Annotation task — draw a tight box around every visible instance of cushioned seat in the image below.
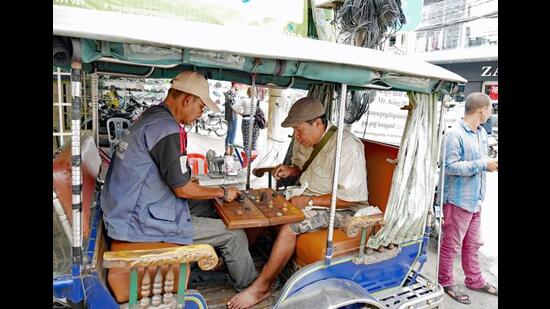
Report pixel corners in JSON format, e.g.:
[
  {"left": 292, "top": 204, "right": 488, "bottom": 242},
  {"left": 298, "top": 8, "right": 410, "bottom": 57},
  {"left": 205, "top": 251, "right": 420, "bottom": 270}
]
[
  {"left": 293, "top": 139, "right": 398, "bottom": 267},
  {"left": 294, "top": 229, "right": 363, "bottom": 267},
  {"left": 107, "top": 240, "right": 185, "bottom": 303},
  {"left": 53, "top": 133, "right": 101, "bottom": 239}
]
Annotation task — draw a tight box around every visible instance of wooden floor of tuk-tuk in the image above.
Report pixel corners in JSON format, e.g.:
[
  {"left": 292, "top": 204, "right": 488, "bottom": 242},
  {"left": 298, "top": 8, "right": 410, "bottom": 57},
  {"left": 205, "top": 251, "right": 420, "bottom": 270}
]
[{"left": 190, "top": 233, "right": 285, "bottom": 308}]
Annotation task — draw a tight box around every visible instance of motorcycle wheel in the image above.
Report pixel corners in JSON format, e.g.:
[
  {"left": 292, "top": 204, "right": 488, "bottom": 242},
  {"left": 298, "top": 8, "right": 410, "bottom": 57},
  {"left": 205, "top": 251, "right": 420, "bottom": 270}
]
[{"left": 214, "top": 120, "right": 228, "bottom": 136}]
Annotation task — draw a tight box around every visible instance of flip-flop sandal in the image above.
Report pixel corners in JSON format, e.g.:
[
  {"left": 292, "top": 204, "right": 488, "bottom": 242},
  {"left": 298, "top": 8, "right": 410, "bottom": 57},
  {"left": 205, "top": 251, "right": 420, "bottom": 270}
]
[
  {"left": 270, "top": 277, "right": 281, "bottom": 291},
  {"left": 444, "top": 285, "right": 471, "bottom": 304},
  {"left": 468, "top": 283, "right": 498, "bottom": 296}
]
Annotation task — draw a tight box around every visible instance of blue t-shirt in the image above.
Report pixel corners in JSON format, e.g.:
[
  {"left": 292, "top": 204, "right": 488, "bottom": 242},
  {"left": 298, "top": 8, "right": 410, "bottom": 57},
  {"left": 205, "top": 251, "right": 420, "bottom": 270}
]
[{"left": 101, "top": 103, "right": 194, "bottom": 244}]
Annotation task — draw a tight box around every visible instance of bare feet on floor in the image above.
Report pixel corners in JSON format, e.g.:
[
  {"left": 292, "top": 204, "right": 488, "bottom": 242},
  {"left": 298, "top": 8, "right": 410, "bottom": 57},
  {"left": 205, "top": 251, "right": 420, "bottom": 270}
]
[{"left": 227, "top": 283, "right": 271, "bottom": 309}]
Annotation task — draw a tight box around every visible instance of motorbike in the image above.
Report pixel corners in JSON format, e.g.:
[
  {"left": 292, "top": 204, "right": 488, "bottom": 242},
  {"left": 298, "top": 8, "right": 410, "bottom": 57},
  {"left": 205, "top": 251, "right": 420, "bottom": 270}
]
[{"left": 82, "top": 92, "right": 149, "bottom": 139}]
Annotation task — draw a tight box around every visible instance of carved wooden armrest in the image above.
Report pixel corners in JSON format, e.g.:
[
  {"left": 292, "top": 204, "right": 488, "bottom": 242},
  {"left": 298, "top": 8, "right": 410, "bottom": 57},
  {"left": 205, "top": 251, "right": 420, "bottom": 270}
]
[
  {"left": 252, "top": 166, "right": 277, "bottom": 178},
  {"left": 341, "top": 213, "right": 385, "bottom": 238},
  {"left": 103, "top": 244, "right": 218, "bottom": 271}
]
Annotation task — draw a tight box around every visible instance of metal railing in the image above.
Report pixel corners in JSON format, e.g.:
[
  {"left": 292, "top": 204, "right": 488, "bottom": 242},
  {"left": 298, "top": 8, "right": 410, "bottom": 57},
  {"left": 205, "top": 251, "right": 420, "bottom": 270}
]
[{"left": 53, "top": 67, "right": 72, "bottom": 147}]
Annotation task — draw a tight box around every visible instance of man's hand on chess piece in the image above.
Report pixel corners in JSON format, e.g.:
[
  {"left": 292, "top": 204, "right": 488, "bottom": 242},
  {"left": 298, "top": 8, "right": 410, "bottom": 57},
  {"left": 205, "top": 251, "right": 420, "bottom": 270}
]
[
  {"left": 289, "top": 195, "right": 310, "bottom": 209},
  {"left": 272, "top": 164, "right": 301, "bottom": 180},
  {"left": 224, "top": 186, "right": 241, "bottom": 202}
]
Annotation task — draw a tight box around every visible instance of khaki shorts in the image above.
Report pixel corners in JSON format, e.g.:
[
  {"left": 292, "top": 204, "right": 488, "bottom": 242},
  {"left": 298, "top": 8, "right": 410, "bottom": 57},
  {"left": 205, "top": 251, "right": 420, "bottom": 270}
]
[{"left": 289, "top": 208, "right": 355, "bottom": 235}]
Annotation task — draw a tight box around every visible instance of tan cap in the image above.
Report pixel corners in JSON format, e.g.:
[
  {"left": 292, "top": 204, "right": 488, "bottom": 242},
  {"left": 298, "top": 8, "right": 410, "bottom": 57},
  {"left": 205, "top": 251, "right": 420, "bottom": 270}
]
[
  {"left": 281, "top": 97, "right": 325, "bottom": 127},
  {"left": 170, "top": 71, "right": 220, "bottom": 113}
]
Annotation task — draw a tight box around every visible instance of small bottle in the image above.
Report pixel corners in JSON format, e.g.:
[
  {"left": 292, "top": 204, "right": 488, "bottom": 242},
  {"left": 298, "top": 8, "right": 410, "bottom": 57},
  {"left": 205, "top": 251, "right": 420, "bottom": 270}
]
[{"left": 224, "top": 155, "right": 232, "bottom": 174}]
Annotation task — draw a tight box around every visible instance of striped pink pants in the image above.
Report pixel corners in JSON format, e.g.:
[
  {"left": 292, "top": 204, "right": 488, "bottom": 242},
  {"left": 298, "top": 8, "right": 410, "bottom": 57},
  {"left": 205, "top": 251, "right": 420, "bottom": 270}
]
[{"left": 438, "top": 203, "right": 486, "bottom": 289}]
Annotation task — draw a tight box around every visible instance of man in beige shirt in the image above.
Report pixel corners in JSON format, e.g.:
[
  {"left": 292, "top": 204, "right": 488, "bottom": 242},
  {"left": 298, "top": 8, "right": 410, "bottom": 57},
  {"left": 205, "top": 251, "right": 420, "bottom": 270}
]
[{"left": 228, "top": 97, "right": 369, "bottom": 309}]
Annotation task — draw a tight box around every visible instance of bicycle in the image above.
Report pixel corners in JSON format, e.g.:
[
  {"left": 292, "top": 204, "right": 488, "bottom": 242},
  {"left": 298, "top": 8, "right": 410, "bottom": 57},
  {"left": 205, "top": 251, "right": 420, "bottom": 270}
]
[{"left": 185, "top": 112, "right": 228, "bottom": 136}]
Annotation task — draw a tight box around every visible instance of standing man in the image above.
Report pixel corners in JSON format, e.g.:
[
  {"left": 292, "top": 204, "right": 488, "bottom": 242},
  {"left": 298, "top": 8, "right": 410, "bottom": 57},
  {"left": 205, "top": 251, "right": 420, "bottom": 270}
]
[
  {"left": 101, "top": 71, "right": 257, "bottom": 292},
  {"left": 224, "top": 82, "right": 239, "bottom": 156},
  {"left": 439, "top": 92, "right": 498, "bottom": 304}
]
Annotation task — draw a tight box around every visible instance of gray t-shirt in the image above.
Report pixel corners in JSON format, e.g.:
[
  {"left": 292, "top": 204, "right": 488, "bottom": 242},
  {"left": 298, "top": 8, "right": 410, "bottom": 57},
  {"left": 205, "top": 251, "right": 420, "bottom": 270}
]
[{"left": 101, "top": 103, "right": 193, "bottom": 244}]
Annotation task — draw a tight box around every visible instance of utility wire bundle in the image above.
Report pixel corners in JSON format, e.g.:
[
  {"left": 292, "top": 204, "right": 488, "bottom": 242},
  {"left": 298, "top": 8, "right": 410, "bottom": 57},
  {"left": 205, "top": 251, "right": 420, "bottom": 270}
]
[
  {"left": 335, "top": 0, "right": 406, "bottom": 48},
  {"left": 344, "top": 90, "right": 376, "bottom": 125}
]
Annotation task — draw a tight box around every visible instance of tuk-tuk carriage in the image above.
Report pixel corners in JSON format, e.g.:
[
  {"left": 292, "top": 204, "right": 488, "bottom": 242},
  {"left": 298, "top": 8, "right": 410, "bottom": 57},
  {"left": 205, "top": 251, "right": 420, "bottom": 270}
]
[{"left": 53, "top": 4, "right": 466, "bottom": 308}]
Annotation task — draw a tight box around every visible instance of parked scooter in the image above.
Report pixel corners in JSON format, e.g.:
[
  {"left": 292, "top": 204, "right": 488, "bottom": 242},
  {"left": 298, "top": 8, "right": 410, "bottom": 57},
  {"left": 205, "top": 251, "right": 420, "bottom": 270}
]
[{"left": 82, "top": 92, "right": 149, "bottom": 133}]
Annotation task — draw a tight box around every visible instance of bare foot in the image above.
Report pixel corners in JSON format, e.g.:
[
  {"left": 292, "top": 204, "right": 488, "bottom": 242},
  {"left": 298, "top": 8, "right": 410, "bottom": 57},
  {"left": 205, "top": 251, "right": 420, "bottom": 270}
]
[{"left": 227, "top": 284, "right": 271, "bottom": 309}]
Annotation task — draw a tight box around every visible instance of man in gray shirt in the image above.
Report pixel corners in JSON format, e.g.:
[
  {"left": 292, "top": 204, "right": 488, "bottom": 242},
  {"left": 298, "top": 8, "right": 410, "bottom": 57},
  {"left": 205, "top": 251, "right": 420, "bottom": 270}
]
[{"left": 101, "top": 71, "right": 257, "bottom": 291}]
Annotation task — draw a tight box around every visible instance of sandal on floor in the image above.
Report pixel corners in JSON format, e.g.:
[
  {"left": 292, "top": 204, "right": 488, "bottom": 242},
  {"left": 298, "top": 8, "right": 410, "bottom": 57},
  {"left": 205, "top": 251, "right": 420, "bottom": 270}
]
[
  {"left": 468, "top": 282, "right": 498, "bottom": 296},
  {"left": 444, "top": 285, "right": 471, "bottom": 304},
  {"left": 270, "top": 277, "right": 281, "bottom": 291}
]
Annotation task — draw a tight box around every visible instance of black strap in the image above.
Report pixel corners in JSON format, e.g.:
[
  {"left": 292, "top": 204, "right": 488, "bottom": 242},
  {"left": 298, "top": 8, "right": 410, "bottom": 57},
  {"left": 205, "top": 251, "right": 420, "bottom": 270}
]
[{"left": 301, "top": 125, "right": 337, "bottom": 173}]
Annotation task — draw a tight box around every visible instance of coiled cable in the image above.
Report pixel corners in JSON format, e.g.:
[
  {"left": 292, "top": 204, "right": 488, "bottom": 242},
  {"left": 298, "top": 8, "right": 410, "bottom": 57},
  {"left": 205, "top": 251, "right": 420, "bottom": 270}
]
[{"left": 335, "top": 0, "right": 406, "bottom": 48}]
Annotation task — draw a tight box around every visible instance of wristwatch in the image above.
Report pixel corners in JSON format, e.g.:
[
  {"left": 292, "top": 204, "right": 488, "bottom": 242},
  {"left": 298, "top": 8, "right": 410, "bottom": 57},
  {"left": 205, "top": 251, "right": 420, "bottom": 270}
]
[
  {"left": 307, "top": 198, "right": 314, "bottom": 206},
  {"left": 221, "top": 186, "right": 229, "bottom": 201}
]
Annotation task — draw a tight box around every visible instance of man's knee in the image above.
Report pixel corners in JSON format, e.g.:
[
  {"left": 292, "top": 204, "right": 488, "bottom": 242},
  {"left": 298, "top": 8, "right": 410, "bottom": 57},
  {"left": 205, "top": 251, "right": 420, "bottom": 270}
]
[
  {"left": 281, "top": 224, "right": 299, "bottom": 239},
  {"left": 226, "top": 229, "right": 249, "bottom": 247},
  {"left": 440, "top": 240, "right": 461, "bottom": 254},
  {"left": 462, "top": 240, "right": 483, "bottom": 252}
]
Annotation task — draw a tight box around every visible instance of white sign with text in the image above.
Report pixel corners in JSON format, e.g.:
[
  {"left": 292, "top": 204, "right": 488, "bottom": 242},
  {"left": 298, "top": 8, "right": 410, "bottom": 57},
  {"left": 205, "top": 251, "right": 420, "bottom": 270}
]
[{"left": 349, "top": 91, "right": 409, "bottom": 146}]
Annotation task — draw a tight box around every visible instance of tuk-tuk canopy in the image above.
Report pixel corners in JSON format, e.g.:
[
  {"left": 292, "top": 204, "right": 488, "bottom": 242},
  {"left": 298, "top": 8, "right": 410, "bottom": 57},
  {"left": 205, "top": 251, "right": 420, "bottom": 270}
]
[{"left": 53, "top": 5, "right": 466, "bottom": 94}]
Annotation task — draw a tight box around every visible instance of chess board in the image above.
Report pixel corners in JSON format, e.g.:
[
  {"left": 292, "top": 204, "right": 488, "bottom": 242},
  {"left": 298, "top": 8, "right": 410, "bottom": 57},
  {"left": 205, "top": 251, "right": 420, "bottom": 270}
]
[{"left": 213, "top": 188, "right": 305, "bottom": 229}]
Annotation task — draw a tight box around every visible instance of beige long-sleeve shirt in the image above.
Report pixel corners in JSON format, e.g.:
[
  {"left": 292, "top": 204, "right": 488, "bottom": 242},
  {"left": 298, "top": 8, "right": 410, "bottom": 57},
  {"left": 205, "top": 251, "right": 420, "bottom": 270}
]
[{"left": 291, "top": 121, "right": 369, "bottom": 204}]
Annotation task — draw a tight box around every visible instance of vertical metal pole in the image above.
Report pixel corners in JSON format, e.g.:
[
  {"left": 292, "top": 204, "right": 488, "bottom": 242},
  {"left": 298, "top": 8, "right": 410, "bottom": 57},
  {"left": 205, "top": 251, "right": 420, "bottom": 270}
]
[
  {"left": 68, "top": 38, "right": 86, "bottom": 308},
  {"left": 324, "top": 83, "right": 347, "bottom": 266},
  {"left": 91, "top": 73, "right": 99, "bottom": 145},
  {"left": 57, "top": 68, "right": 65, "bottom": 146},
  {"left": 245, "top": 76, "right": 257, "bottom": 190},
  {"left": 435, "top": 96, "right": 448, "bottom": 286},
  {"left": 82, "top": 72, "right": 87, "bottom": 130},
  {"left": 71, "top": 68, "right": 83, "bottom": 260}
]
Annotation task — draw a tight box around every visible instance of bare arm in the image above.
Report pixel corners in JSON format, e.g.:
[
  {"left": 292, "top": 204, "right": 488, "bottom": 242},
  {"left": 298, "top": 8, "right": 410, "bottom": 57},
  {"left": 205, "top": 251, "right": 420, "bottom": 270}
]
[
  {"left": 172, "top": 182, "right": 240, "bottom": 202},
  {"left": 290, "top": 194, "right": 357, "bottom": 209}
]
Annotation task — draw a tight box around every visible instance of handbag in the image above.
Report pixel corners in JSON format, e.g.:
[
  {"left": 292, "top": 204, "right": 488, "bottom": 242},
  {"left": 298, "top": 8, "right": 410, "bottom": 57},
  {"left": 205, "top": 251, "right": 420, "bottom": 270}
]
[{"left": 254, "top": 104, "right": 267, "bottom": 129}]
